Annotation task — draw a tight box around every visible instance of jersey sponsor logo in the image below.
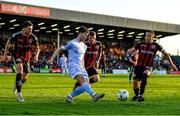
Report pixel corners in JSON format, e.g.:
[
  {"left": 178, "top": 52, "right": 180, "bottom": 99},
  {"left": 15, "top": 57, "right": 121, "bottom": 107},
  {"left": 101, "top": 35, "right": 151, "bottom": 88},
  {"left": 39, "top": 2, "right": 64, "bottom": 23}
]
[
  {"left": 86, "top": 51, "right": 98, "bottom": 54},
  {"left": 141, "top": 44, "right": 146, "bottom": 47},
  {"left": 141, "top": 50, "right": 154, "bottom": 55}
]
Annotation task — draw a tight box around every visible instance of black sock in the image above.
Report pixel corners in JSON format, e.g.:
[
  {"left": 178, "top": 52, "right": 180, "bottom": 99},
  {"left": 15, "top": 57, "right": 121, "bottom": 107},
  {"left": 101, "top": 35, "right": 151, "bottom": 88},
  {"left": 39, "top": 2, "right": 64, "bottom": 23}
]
[
  {"left": 134, "top": 88, "right": 139, "bottom": 96},
  {"left": 16, "top": 73, "right": 22, "bottom": 92},
  {"left": 22, "top": 80, "right": 26, "bottom": 84},
  {"left": 73, "top": 81, "right": 81, "bottom": 90},
  {"left": 140, "top": 74, "right": 147, "bottom": 95},
  {"left": 129, "top": 73, "right": 132, "bottom": 80},
  {"left": 89, "top": 78, "right": 95, "bottom": 83}
]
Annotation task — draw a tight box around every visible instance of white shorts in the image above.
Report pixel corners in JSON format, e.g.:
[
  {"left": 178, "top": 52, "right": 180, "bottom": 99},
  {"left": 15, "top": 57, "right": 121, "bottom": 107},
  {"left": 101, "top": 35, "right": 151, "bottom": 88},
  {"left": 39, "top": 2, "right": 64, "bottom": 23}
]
[{"left": 68, "top": 65, "right": 89, "bottom": 79}]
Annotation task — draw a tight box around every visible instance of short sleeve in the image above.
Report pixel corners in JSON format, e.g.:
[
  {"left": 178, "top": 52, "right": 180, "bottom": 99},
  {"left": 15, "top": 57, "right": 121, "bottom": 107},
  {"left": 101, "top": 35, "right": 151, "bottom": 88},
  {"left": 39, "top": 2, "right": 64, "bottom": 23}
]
[
  {"left": 134, "top": 42, "right": 142, "bottom": 50},
  {"left": 63, "top": 41, "right": 71, "bottom": 50},
  {"left": 156, "top": 43, "right": 165, "bottom": 53}
]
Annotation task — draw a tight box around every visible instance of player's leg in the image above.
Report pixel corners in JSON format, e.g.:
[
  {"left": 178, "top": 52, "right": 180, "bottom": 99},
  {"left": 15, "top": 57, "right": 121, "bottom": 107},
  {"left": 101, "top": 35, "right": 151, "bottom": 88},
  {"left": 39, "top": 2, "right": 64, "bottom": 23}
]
[
  {"left": 72, "top": 80, "right": 81, "bottom": 90},
  {"left": 67, "top": 75, "right": 93, "bottom": 103},
  {"left": 62, "top": 66, "right": 66, "bottom": 74},
  {"left": 132, "top": 66, "right": 142, "bottom": 101},
  {"left": 102, "top": 64, "right": 106, "bottom": 77},
  {"left": 17, "top": 61, "right": 29, "bottom": 102},
  {"left": 21, "top": 61, "right": 30, "bottom": 83},
  {"left": 65, "top": 66, "right": 68, "bottom": 74},
  {"left": 14, "top": 58, "right": 24, "bottom": 102},
  {"left": 129, "top": 66, "right": 133, "bottom": 83},
  {"left": 103, "top": 66, "right": 107, "bottom": 77},
  {"left": 15, "top": 63, "right": 23, "bottom": 94},
  {"left": 132, "top": 78, "right": 140, "bottom": 101},
  {"left": 87, "top": 67, "right": 99, "bottom": 84},
  {"left": 138, "top": 69, "right": 151, "bottom": 102},
  {"left": 75, "top": 74, "right": 104, "bottom": 102},
  {"left": 68, "top": 74, "right": 95, "bottom": 98},
  {"left": 72, "top": 67, "right": 99, "bottom": 90},
  {"left": 66, "top": 79, "right": 85, "bottom": 103},
  {"left": 90, "top": 74, "right": 99, "bottom": 83},
  {"left": 67, "top": 68, "right": 105, "bottom": 103}
]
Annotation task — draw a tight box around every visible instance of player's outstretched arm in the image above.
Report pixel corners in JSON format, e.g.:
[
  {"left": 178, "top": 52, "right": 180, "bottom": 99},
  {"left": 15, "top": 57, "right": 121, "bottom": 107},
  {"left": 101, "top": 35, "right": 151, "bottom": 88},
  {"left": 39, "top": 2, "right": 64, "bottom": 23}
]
[
  {"left": 33, "top": 42, "right": 40, "bottom": 63},
  {"left": 163, "top": 52, "right": 178, "bottom": 71},
  {"left": 3, "top": 39, "right": 11, "bottom": 61},
  {"left": 48, "top": 47, "right": 64, "bottom": 64}
]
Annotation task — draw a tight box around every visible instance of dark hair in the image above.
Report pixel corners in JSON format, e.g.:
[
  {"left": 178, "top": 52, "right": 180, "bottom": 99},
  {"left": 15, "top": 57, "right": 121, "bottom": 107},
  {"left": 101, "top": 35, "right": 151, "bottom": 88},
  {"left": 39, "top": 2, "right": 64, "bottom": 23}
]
[
  {"left": 146, "top": 31, "right": 155, "bottom": 37},
  {"left": 89, "top": 31, "right": 96, "bottom": 36},
  {"left": 22, "top": 21, "right": 33, "bottom": 28},
  {"left": 78, "top": 26, "right": 89, "bottom": 33}
]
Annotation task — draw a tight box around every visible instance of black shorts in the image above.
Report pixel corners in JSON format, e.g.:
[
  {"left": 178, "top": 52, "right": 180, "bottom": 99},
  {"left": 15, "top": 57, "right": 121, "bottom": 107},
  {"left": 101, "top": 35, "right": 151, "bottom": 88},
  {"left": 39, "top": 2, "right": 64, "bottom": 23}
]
[
  {"left": 86, "top": 67, "right": 98, "bottom": 77},
  {"left": 133, "top": 66, "right": 151, "bottom": 80},
  {"left": 16, "top": 58, "right": 30, "bottom": 73}
]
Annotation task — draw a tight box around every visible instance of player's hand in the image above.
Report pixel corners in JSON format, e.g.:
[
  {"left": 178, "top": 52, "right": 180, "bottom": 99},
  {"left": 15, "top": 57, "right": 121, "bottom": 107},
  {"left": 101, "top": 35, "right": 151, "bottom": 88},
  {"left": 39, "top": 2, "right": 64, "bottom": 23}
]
[
  {"left": 171, "top": 64, "right": 178, "bottom": 71},
  {"left": 95, "top": 63, "right": 99, "bottom": 69},
  {"left": 2, "top": 55, "right": 8, "bottom": 62},
  {"left": 127, "top": 49, "right": 133, "bottom": 54},
  {"left": 47, "top": 59, "right": 54, "bottom": 65}
]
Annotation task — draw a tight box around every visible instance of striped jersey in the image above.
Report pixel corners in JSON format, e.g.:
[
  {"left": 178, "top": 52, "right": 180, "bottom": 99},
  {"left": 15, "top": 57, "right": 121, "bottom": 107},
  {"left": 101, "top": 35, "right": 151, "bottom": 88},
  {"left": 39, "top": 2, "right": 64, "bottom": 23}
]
[
  {"left": 84, "top": 41, "right": 102, "bottom": 68},
  {"left": 135, "top": 41, "right": 164, "bottom": 67},
  {"left": 9, "top": 31, "right": 38, "bottom": 62}
]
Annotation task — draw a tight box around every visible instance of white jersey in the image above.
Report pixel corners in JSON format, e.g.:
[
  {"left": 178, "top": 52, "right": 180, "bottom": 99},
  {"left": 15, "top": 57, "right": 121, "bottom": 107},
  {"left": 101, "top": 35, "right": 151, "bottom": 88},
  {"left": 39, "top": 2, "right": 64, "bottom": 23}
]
[
  {"left": 62, "top": 38, "right": 88, "bottom": 78},
  {"left": 59, "top": 56, "right": 67, "bottom": 68}
]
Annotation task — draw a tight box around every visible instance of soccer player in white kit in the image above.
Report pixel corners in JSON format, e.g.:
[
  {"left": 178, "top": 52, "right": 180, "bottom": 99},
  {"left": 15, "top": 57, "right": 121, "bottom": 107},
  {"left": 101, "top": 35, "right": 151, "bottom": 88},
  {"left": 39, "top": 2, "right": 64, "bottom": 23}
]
[
  {"left": 48, "top": 26, "right": 105, "bottom": 103},
  {"left": 59, "top": 54, "right": 68, "bottom": 74}
]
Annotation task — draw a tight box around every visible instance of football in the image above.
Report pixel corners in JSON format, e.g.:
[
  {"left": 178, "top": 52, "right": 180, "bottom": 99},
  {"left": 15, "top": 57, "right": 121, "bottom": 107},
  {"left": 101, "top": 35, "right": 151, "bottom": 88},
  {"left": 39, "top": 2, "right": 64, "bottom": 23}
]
[{"left": 117, "top": 89, "right": 129, "bottom": 101}]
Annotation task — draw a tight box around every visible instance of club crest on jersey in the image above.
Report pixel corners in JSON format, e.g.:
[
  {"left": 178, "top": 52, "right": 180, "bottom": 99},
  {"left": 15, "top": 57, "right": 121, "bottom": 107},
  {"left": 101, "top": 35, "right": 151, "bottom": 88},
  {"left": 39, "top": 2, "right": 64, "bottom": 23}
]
[
  {"left": 28, "top": 38, "right": 33, "bottom": 44},
  {"left": 96, "top": 45, "right": 100, "bottom": 49}
]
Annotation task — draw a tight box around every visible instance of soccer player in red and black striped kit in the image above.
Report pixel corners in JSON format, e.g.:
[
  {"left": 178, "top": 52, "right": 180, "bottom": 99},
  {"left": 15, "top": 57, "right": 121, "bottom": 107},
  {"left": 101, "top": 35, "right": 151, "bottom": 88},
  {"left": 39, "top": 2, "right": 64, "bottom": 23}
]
[
  {"left": 128, "top": 31, "right": 178, "bottom": 102},
  {"left": 73, "top": 31, "right": 102, "bottom": 89},
  {"left": 3, "top": 21, "right": 40, "bottom": 102}
]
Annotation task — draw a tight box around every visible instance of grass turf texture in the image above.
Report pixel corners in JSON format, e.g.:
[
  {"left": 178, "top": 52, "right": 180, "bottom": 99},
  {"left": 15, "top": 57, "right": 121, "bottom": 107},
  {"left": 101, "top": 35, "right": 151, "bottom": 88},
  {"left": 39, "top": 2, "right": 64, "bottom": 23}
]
[{"left": 0, "top": 73, "right": 180, "bottom": 115}]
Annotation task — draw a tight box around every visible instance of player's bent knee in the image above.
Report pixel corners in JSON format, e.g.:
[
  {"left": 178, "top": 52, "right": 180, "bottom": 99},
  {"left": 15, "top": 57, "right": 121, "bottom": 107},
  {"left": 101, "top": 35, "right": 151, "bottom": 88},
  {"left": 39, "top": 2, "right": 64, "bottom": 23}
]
[
  {"left": 144, "top": 70, "right": 151, "bottom": 77},
  {"left": 93, "top": 75, "right": 100, "bottom": 82},
  {"left": 141, "top": 79, "right": 147, "bottom": 87},
  {"left": 16, "top": 63, "right": 23, "bottom": 73},
  {"left": 22, "top": 76, "right": 28, "bottom": 81},
  {"left": 22, "top": 73, "right": 29, "bottom": 81},
  {"left": 76, "top": 74, "right": 87, "bottom": 84},
  {"left": 133, "top": 79, "right": 139, "bottom": 88}
]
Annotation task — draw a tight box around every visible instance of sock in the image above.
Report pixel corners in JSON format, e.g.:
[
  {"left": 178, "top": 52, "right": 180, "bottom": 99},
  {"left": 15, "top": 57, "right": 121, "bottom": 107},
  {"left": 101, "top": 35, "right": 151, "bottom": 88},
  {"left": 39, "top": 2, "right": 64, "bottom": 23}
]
[
  {"left": 16, "top": 73, "right": 22, "bottom": 92},
  {"left": 81, "top": 82, "right": 95, "bottom": 96},
  {"left": 140, "top": 74, "right": 147, "bottom": 95},
  {"left": 134, "top": 88, "right": 139, "bottom": 96},
  {"left": 89, "top": 78, "right": 95, "bottom": 83},
  {"left": 70, "top": 86, "right": 85, "bottom": 97},
  {"left": 17, "top": 92, "right": 22, "bottom": 96},
  {"left": 129, "top": 73, "right": 132, "bottom": 80},
  {"left": 73, "top": 81, "right": 81, "bottom": 90},
  {"left": 22, "top": 80, "right": 26, "bottom": 84}
]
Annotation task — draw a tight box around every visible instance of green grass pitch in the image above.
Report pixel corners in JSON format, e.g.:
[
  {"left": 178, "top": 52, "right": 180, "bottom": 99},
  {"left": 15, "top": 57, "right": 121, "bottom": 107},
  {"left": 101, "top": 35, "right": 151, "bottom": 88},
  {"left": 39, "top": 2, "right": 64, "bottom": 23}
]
[{"left": 0, "top": 73, "right": 180, "bottom": 115}]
